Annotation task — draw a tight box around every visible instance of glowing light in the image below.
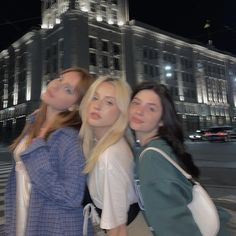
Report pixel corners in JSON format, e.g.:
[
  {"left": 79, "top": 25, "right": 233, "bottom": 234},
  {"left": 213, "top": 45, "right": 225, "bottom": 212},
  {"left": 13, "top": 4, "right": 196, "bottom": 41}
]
[
  {"left": 96, "top": 15, "right": 102, "bottom": 22},
  {"left": 166, "top": 72, "right": 172, "bottom": 77},
  {"left": 56, "top": 18, "right": 61, "bottom": 24},
  {"left": 108, "top": 19, "right": 113, "bottom": 24},
  {"left": 41, "top": 24, "right": 48, "bottom": 29},
  {"left": 165, "top": 65, "right": 171, "bottom": 70},
  {"left": 118, "top": 21, "right": 124, "bottom": 26},
  {"left": 81, "top": 6, "right": 88, "bottom": 12}
]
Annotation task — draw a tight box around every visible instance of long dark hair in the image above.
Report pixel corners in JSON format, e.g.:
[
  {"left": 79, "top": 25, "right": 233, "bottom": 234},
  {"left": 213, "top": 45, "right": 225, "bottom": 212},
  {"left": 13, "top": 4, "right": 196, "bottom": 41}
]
[{"left": 131, "top": 81, "right": 200, "bottom": 178}]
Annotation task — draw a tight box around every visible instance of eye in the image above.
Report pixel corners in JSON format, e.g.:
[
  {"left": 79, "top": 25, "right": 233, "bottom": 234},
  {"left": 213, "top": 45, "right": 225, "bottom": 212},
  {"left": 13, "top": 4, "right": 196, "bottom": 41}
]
[
  {"left": 92, "top": 95, "right": 98, "bottom": 101},
  {"left": 106, "top": 100, "right": 114, "bottom": 105},
  {"left": 105, "top": 98, "right": 115, "bottom": 106},
  {"left": 64, "top": 86, "right": 73, "bottom": 94},
  {"left": 149, "top": 106, "right": 157, "bottom": 112}
]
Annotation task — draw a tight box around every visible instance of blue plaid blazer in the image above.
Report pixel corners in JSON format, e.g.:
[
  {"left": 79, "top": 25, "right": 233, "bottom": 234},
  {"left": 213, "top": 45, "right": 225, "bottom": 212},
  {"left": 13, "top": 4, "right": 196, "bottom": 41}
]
[{"left": 5, "top": 127, "right": 93, "bottom": 236}]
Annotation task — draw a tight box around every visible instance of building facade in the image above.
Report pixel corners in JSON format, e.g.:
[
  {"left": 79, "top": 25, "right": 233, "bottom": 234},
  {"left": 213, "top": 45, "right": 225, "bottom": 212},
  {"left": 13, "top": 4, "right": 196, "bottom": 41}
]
[{"left": 0, "top": 0, "right": 236, "bottom": 143}]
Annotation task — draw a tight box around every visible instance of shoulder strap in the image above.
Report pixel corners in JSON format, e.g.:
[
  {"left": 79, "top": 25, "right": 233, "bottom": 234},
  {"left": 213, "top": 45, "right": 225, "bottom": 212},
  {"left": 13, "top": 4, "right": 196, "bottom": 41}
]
[{"left": 140, "top": 147, "right": 197, "bottom": 183}]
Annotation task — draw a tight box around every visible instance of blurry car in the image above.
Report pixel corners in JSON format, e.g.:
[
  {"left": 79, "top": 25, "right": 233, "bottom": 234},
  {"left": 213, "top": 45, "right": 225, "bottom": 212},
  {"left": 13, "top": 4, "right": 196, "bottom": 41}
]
[
  {"left": 204, "top": 126, "right": 232, "bottom": 142},
  {"left": 188, "top": 130, "right": 205, "bottom": 141},
  {"left": 227, "top": 127, "right": 236, "bottom": 141}
]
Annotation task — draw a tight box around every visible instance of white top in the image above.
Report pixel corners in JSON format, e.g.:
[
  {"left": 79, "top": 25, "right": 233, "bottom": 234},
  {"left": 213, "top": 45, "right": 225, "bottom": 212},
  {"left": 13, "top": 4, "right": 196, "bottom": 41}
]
[
  {"left": 14, "top": 139, "right": 31, "bottom": 236},
  {"left": 88, "top": 138, "right": 137, "bottom": 229}
]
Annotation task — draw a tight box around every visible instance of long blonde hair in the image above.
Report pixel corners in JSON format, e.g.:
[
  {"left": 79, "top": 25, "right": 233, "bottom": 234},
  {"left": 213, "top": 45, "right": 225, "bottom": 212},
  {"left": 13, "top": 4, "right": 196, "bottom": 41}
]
[
  {"left": 10, "top": 67, "right": 94, "bottom": 151},
  {"left": 79, "top": 76, "right": 131, "bottom": 173}
]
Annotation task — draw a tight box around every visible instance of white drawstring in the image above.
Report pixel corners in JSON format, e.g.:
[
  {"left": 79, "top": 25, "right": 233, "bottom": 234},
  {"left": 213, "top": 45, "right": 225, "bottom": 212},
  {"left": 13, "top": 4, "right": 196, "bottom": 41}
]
[{"left": 83, "top": 203, "right": 100, "bottom": 236}]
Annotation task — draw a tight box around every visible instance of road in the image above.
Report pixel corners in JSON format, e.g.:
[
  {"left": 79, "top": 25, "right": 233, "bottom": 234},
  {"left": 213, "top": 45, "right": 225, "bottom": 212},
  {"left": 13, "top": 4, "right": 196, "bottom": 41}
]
[
  {"left": 186, "top": 141, "right": 236, "bottom": 188},
  {"left": 1, "top": 142, "right": 236, "bottom": 234},
  {"left": 186, "top": 140, "right": 236, "bottom": 234}
]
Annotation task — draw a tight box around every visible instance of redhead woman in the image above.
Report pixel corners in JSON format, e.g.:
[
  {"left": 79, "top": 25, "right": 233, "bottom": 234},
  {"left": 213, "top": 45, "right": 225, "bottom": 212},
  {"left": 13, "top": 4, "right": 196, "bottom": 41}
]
[{"left": 5, "top": 67, "right": 94, "bottom": 236}]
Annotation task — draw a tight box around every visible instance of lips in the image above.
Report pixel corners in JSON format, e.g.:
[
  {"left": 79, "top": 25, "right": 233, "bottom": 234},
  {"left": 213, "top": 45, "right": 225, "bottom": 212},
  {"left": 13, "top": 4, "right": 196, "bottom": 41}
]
[
  {"left": 131, "top": 116, "right": 144, "bottom": 124},
  {"left": 89, "top": 112, "right": 101, "bottom": 120}
]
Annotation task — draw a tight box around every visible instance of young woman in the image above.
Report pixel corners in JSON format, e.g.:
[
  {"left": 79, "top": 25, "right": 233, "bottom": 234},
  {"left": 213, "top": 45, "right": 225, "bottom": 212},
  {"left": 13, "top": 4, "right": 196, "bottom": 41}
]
[
  {"left": 128, "top": 81, "right": 230, "bottom": 236},
  {"left": 5, "top": 67, "right": 94, "bottom": 236},
  {"left": 80, "top": 77, "right": 150, "bottom": 236}
]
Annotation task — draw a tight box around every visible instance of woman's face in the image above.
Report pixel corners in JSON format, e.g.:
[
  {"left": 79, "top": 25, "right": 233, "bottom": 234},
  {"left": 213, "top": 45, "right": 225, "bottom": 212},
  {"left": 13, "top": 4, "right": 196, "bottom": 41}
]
[
  {"left": 129, "top": 89, "right": 163, "bottom": 141},
  {"left": 41, "top": 71, "right": 81, "bottom": 112},
  {"left": 87, "top": 81, "right": 120, "bottom": 138}
]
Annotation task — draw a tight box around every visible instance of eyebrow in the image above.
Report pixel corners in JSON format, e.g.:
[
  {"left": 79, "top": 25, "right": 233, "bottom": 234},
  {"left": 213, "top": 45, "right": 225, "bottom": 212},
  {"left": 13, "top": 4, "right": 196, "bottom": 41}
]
[
  {"left": 104, "top": 96, "right": 116, "bottom": 100},
  {"left": 147, "top": 103, "right": 159, "bottom": 108},
  {"left": 133, "top": 97, "right": 158, "bottom": 107},
  {"left": 95, "top": 92, "right": 116, "bottom": 99}
]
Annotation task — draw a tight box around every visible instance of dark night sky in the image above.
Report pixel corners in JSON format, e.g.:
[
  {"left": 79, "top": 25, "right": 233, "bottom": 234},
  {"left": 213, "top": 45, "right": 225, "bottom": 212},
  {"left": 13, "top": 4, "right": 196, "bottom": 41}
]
[{"left": 1, "top": 1, "right": 236, "bottom": 54}]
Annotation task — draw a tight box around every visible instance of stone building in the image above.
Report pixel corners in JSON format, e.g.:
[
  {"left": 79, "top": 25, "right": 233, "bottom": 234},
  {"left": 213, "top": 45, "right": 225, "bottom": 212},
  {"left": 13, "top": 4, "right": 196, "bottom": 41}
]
[{"left": 0, "top": 0, "right": 235, "bottom": 143}]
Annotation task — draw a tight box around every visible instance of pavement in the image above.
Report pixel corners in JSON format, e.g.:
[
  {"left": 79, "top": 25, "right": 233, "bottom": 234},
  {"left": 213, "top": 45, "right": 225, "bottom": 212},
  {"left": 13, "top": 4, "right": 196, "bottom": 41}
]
[{"left": 0, "top": 144, "right": 236, "bottom": 235}]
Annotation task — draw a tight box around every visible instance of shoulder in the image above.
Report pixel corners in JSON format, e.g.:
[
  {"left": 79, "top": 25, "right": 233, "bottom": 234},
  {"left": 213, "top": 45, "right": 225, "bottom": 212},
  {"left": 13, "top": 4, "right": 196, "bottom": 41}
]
[
  {"left": 139, "top": 139, "right": 178, "bottom": 174},
  {"left": 47, "top": 128, "right": 81, "bottom": 151},
  {"left": 50, "top": 127, "right": 79, "bottom": 140},
  {"left": 142, "top": 139, "right": 173, "bottom": 159},
  {"left": 100, "top": 138, "right": 133, "bottom": 165},
  {"left": 105, "top": 138, "right": 132, "bottom": 155}
]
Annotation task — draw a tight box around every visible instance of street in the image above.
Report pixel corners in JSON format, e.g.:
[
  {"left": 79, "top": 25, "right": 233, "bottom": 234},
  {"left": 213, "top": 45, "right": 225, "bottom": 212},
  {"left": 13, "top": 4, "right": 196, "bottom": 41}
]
[
  {"left": 0, "top": 141, "right": 236, "bottom": 234},
  {"left": 186, "top": 140, "right": 236, "bottom": 234},
  {"left": 186, "top": 141, "right": 236, "bottom": 188}
]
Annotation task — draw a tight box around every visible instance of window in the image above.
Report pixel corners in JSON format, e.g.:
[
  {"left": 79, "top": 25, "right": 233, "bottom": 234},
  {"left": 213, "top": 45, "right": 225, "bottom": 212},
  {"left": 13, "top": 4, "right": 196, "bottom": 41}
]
[
  {"left": 111, "top": 0, "right": 117, "bottom": 5},
  {"left": 143, "top": 48, "right": 147, "bottom": 58},
  {"left": 102, "top": 55, "right": 109, "bottom": 68},
  {"left": 101, "top": 6, "right": 106, "bottom": 14},
  {"left": 89, "top": 37, "right": 97, "bottom": 49},
  {"left": 102, "top": 41, "right": 108, "bottom": 51},
  {"left": 113, "top": 58, "right": 120, "bottom": 70},
  {"left": 150, "top": 65, "right": 154, "bottom": 77},
  {"left": 90, "top": 2, "right": 96, "bottom": 12},
  {"left": 113, "top": 43, "right": 120, "bottom": 55},
  {"left": 89, "top": 53, "right": 97, "bottom": 66},
  {"left": 111, "top": 10, "right": 117, "bottom": 23},
  {"left": 155, "top": 66, "right": 160, "bottom": 76},
  {"left": 144, "top": 64, "right": 148, "bottom": 74}
]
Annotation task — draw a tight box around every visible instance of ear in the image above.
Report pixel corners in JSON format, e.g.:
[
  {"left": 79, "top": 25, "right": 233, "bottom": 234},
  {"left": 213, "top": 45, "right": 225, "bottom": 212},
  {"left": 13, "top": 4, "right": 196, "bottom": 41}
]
[
  {"left": 158, "top": 120, "right": 164, "bottom": 127},
  {"left": 68, "top": 105, "right": 79, "bottom": 111}
]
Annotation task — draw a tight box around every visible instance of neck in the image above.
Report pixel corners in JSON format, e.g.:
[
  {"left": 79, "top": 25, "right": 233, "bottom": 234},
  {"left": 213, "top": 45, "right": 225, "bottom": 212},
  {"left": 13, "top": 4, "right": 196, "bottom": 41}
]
[
  {"left": 93, "top": 127, "right": 109, "bottom": 141},
  {"left": 43, "top": 107, "right": 59, "bottom": 127},
  {"left": 136, "top": 133, "right": 158, "bottom": 146}
]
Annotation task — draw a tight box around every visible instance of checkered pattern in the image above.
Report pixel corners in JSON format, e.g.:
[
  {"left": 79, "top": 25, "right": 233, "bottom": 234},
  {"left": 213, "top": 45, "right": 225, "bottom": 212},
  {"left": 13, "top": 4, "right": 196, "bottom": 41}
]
[{"left": 4, "top": 128, "right": 93, "bottom": 236}]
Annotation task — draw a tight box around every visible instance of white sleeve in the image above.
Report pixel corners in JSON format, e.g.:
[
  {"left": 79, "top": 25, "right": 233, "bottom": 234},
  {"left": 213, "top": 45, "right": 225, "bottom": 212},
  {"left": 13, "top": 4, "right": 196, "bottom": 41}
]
[{"left": 99, "top": 146, "right": 133, "bottom": 229}]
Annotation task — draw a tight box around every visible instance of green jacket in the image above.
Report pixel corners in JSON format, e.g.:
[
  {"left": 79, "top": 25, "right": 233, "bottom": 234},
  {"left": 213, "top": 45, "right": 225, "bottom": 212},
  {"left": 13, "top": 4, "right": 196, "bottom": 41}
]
[{"left": 134, "top": 138, "right": 230, "bottom": 236}]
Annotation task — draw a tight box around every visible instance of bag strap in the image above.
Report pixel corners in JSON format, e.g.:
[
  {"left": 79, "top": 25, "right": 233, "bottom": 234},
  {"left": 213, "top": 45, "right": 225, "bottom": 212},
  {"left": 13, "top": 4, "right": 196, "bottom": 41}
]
[{"left": 140, "top": 147, "right": 197, "bottom": 184}]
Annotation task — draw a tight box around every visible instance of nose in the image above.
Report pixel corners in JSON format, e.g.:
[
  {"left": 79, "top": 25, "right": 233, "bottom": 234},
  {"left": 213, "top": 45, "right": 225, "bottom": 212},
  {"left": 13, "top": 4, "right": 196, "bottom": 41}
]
[
  {"left": 93, "top": 99, "right": 102, "bottom": 110},
  {"left": 135, "top": 105, "right": 144, "bottom": 115}
]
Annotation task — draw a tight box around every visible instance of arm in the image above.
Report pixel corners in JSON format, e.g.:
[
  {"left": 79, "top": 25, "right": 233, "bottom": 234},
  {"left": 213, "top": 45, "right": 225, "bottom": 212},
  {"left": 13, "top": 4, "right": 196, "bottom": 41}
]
[
  {"left": 139, "top": 151, "right": 202, "bottom": 236},
  {"left": 98, "top": 146, "right": 132, "bottom": 230},
  {"left": 21, "top": 130, "right": 86, "bottom": 209}
]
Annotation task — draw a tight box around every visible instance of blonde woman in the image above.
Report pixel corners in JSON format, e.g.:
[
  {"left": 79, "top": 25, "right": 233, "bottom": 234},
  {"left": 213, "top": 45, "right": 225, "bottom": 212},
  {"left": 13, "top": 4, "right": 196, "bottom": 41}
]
[
  {"left": 5, "top": 67, "right": 94, "bottom": 236},
  {"left": 80, "top": 77, "right": 150, "bottom": 236}
]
